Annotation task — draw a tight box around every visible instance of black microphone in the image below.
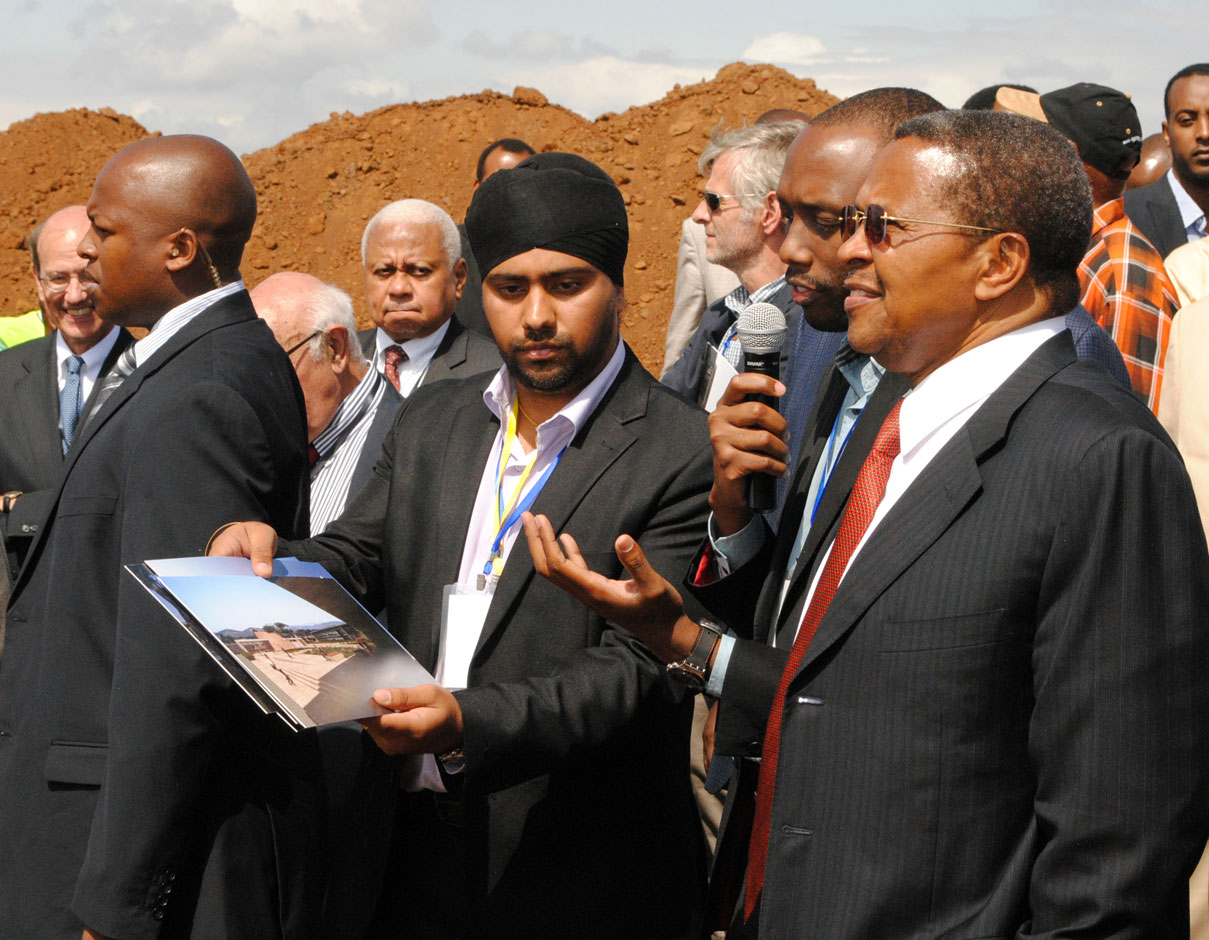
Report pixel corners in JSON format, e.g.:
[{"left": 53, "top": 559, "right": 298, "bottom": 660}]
[{"left": 737, "top": 302, "right": 788, "bottom": 513}]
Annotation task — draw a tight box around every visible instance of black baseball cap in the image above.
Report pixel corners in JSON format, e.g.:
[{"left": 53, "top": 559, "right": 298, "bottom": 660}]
[{"left": 997, "top": 83, "right": 1143, "bottom": 180}]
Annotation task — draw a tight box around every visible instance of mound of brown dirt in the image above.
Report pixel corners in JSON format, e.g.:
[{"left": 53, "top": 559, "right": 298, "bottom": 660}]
[{"left": 0, "top": 63, "right": 836, "bottom": 373}]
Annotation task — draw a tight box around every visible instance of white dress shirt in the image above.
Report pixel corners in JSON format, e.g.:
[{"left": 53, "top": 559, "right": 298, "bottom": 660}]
[
  {"left": 370, "top": 320, "right": 450, "bottom": 397},
  {"left": 1168, "top": 169, "right": 1209, "bottom": 243}
]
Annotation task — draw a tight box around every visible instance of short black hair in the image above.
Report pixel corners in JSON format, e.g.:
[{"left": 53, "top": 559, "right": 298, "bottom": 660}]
[
  {"left": 962, "top": 83, "right": 1037, "bottom": 111},
  {"left": 1164, "top": 63, "right": 1209, "bottom": 118},
  {"left": 476, "top": 138, "right": 536, "bottom": 182},
  {"left": 894, "top": 109, "right": 1093, "bottom": 317},
  {"left": 813, "top": 87, "right": 947, "bottom": 140}
]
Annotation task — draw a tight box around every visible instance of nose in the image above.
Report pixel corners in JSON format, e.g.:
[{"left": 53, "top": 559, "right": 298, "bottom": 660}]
[
  {"left": 77, "top": 232, "right": 96, "bottom": 262},
  {"left": 837, "top": 223, "right": 871, "bottom": 267},
  {"left": 690, "top": 198, "right": 711, "bottom": 226},
  {"left": 521, "top": 286, "right": 557, "bottom": 334},
  {"left": 63, "top": 273, "right": 89, "bottom": 305},
  {"left": 1196, "top": 113, "right": 1209, "bottom": 141},
  {"left": 779, "top": 218, "right": 812, "bottom": 267},
  {"left": 387, "top": 271, "right": 414, "bottom": 298}
]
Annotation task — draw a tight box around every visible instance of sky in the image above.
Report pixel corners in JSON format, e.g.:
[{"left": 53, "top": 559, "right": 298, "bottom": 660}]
[{"left": 4, "top": 1, "right": 1205, "bottom": 155}]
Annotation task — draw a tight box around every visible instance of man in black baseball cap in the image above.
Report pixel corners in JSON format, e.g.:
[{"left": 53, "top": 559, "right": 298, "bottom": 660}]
[{"left": 998, "top": 82, "right": 1178, "bottom": 410}]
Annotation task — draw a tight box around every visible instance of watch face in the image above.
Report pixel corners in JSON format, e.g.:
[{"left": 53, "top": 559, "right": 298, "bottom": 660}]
[{"left": 667, "top": 662, "right": 706, "bottom": 687}]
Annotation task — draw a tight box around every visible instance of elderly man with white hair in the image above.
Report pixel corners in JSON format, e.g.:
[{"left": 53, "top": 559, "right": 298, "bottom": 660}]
[
  {"left": 252, "top": 271, "right": 402, "bottom": 535},
  {"left": 356, "top": 197, "right": 500, "bottom": 395}
]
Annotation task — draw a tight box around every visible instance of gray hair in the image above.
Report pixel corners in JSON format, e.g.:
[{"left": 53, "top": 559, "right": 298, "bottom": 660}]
[
  {"left": 360, "top": 198, "right": 461, "bottom": 268},
  {"left": 303, "top": 281, "right": 365, "bottom": 365},
  {"left": 698, "top": 121, "right": 807, "bottom": 215}
]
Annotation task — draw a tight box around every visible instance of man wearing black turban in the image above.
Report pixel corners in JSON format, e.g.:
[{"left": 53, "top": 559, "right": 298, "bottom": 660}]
[{"left": 212, "top": 153, "right": 713, "bottom": 939}]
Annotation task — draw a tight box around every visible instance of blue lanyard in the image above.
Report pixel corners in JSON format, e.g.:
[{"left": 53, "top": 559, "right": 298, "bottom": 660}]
[{"left": 810, "top": 404, "right": 863, "bottom": 524}]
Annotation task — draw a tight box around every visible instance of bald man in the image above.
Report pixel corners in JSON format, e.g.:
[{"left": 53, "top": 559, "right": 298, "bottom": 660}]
[
  {"left": 252, "top": 272, "right": 401, "bottom": 535},
  {"left": 0, "top": 136, "right": 322, "bottom": 940}
]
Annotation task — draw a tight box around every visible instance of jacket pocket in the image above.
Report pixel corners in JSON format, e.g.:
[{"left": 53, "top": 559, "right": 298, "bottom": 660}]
[
  {"left": 45, "top": 740, "right": 108, "bottom": 785},
  {"left": 56, "top": 495, "right": 117, "bottom": 518}
]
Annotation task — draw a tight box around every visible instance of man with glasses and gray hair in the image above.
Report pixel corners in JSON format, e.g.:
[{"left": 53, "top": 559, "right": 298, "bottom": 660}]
[
  {"left": 663, "top": 122, "right": 843, "bottom": 517},
  {"left": 252, "top": 271, "right": 401, "bottom": 536},
  {"left": 0, "top": 205, "right": 132, "bottom": 579}
]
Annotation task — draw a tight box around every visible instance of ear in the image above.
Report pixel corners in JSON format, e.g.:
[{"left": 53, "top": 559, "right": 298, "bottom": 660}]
[
  {"left": 326, "top": 325, "right": 351, "bottom": 372},
  {"left": 453, "top": 257, "right": 467, "bottom": 302},
  {"left": 973, "top": 232, "right": 1030, "bottom": 302},
  {"left": 1161, "top": 120, "right": 1170, "bottom": 148},
  {"left": 32, "top": 263, "right": 48, "bottom": 307},
  {"left": 759, "top": 191, "right": 783, "bottom": 237},
  {"left": 166, "top": 228, "right": 197, "bottom": 273}
]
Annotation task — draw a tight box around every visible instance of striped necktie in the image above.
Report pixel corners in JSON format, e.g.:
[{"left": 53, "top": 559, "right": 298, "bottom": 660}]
[
  {"left": 60, "top": 355, "right": 85, "bottom": 453},
  {"left": 84, "top": 344, "right": 138, "bottom": 425},
  {"left": 383, "top": 345, "right": 406, "bottom": 392}
]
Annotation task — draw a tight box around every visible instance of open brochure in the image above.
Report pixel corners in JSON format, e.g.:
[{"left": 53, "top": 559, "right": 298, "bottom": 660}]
[{"left": 127, "top": 555, "right": 434, "bottom": 731}]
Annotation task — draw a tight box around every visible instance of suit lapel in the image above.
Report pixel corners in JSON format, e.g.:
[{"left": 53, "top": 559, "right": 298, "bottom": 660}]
[
  {"left": 78, "top": 328, "right": 134, "bottom": 420},
  {"left": 472, "top": 353, "right": 643, "bottom": 660},
  {"left": 787, "top": 334, "right": 1076, "bottom": 679},
  {"left": 11, "top": 335, "right": 62, "bottom": 471}
]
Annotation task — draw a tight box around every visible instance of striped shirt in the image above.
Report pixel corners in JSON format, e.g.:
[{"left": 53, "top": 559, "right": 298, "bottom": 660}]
[
  {"left": 1078, "top": 199, "right": 1178, "bottom": 413},
  {"left": 130, "top": 281, "right": 246, "bottom": 368},
  {"left": 717, "top": 275, "right": 788, "bottom": 368},
  {"left": 309, "top": 367, "right": 391, "bottom": 535}
]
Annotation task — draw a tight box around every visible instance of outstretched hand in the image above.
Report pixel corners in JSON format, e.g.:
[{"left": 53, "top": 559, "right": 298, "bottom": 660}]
[
  {"left": 206, "top": 521, "right": 279, "bottom": 577},
  {"left": 522, "top": 511, "right": 703, "bottom": 662}
]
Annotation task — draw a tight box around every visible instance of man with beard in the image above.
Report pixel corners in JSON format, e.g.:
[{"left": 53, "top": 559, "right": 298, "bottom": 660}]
[
  {"left": 0, "top": 205, "right": 132, "bottom": 577},
  {"left": 212, "top": 152, "right": 713, "bottom": 940}
]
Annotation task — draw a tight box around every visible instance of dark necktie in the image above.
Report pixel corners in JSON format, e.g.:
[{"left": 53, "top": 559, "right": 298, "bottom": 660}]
[
  {"left": 744, "top": 397, "right": 903, "bottom": 921},
  {"left": 383, "top": 345, "right": 406, "bottom": 393},
  {"left": 85, "top": 344, "right": 138, "bottom": 425},
  {"left": 60, "top": 355, "right": 85, "bottom": 453}
]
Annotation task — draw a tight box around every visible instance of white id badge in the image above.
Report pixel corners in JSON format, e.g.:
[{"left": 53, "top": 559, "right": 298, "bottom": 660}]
[
  {"left": 702, "top": 346, "right": 739, "bottom": 412},
  {"left": 438, "top": 583, "right": 493, "bottom": 691}
]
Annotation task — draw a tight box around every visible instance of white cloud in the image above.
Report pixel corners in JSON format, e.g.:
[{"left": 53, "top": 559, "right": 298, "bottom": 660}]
[
  {"left": 500, "top": 56, "right": 713, "bottom": 118},
  {"left": 742, "top": 33, "right": 826, "bottom": 67},
  {"left": 463, "top": 29, "right": 614, "bottom": 62}
]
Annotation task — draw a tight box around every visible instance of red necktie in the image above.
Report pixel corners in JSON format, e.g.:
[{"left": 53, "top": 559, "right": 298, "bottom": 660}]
[
  {"left": 383, "top": 345, "right": 406, "bottom": 392},
  {"left": 744, "top": 398, "right": 903, "bottom": 921}
]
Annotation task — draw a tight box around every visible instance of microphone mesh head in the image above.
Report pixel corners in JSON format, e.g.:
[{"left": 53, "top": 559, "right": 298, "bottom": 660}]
[{"left": 737, "top": 302, "right": 788, "bottom": 354}]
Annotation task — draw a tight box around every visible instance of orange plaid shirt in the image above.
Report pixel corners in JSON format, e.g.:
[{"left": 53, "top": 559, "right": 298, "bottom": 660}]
[{"left": 1079, "top": 198, "right": 1179, "bottom": 412}]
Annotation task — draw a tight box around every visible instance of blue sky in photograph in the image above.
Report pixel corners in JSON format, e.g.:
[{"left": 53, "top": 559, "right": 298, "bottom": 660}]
[
  {"left": 161, "top": 575, "right": 335, "bottom": 632},
  {"left": 4, "top": 1, "right": 1203, "bottom": 153}
]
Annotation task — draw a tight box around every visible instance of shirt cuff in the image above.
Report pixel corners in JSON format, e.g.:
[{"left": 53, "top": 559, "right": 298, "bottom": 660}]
[
  {"left": 704, "top": 634, "right": 736, "bottom": 698},
  {"left": 707, "top": 512, "right": 766, "bottom": 576}
]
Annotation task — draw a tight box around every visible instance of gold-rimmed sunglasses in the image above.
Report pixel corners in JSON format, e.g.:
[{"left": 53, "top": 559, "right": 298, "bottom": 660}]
[{"left": 841, "top": 204, "right": 1003, "bottom": 244}]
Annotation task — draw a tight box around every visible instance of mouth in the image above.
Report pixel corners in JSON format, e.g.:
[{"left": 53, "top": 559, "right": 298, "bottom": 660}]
[
  {"left": 786, "top": 271, "right": 828, "bottom": 305},
  {"left": 516, "top": 342, "right": 567, "bottom": 362},
  {"left": 843, "top": 279, "right": 882, "bottom": 313}
]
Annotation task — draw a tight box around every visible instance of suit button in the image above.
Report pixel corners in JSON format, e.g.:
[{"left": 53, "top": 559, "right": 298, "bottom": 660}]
[{"left": 153, "top": 910, "right": 164, "bottom": 921}]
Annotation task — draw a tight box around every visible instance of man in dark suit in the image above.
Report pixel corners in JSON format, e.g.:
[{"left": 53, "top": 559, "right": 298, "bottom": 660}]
[
  {"left": 0, "top": 205, "right": 132, "bottom": 576},
  {"left": 213, "top": 153, "right": 711, "bottom": 939},
  {"left": 1123, "top": 63, "right": 1209, "bottom": 258},
  {"left": 0, "top": 135, "right": 325, "bottom": 940},
  {"left": 252, "top": 271, "right": 401, "bottom": 535},
  {"left": 527, "top": 110, "right": 1209, "bottom": 938},
  {"left": 356, "top": 197, "right": 499, "bottom": 395}
]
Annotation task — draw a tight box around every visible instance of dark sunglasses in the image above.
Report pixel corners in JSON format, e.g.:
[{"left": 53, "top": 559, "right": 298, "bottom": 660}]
[
  {"left": 841, "top": 204, "right": 1002, "bottom": 244},
  {"left": 703, "top": 190, "right": 764, "bottom": 212}
]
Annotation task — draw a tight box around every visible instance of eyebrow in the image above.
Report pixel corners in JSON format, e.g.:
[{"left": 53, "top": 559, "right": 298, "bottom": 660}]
[{"left": 487, "top": 267, "right": 597, "bottom": 282}]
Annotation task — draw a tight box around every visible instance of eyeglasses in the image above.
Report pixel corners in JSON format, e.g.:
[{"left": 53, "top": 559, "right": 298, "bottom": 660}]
[
  {"left": 703, "top": 191, "right": 765, "bottom": 213},
  {"left": 284, "top": 330, "right": 321, "bottom": 357},
  {"left": 39, "top": 271, "right": 99, "bottom": 296},
  {"left": 841, "top": 204, "right": 1003, "bottom": 244}
]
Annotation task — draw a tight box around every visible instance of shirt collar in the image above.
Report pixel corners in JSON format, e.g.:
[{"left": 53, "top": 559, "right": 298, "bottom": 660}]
[
  {"left": 899, "top": 316, "right": 1067, "bottom": 458},
  {"left": 833, "top": 341, "right": 884, "bottom": 401},
  {"left": 1091, "top": 197, "right": 1125, "bottom": 235},
  {"left": 483, "top": 339, "right": 627, "bottom": 450},
  {"left": 131, "top": 281, "right": 245, "bottom": 370},
  {"left": 1167, "top": 169, "right": 1208, "bottom": 236},
  {"left": 55, "top": 324, "right": 119, "bottom": 375},
  {"left": 722, "top": 275, "right": 786, "bottom": 316},
  {"left": 374, "top": 319, "right": 451, "bottom": 365}
]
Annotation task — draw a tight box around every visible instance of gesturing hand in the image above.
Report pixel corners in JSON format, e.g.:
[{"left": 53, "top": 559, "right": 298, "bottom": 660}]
[{"left": 522, "top": 511, "right": 703, "bottom": 663}]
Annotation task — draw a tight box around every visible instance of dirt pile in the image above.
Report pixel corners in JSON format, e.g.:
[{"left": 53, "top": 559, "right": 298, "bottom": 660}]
[{"left": 0, "top": 63, "right": 837, "bottom": 372}]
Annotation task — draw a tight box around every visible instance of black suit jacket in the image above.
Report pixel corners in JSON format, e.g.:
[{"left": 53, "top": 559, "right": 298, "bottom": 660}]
[
  {"left": 1123, "top": 175, "right": 1191, "bottom": 259},
  {"left": 699, "top": 335, "right": 1209, "bottom": 938},
  {"left": 0, "top": 292, "right": 325, "bottom": 940},
  {"left": 0, "top": 327, "right": 133, "bottom": 570},
  {"left": 357, "top": 315, "right": 500, "bottom": 391},
  {"left": 292, "top": 348, "right": 712, "bottom": 939},
  {"left": 345, "top": 381, "right": 402, "bottom": 501}
]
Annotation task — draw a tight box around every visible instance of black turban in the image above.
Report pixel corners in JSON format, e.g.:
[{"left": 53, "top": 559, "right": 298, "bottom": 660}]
[{"left": 465, "top": 152, "right": 628, "bottom": 286}]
